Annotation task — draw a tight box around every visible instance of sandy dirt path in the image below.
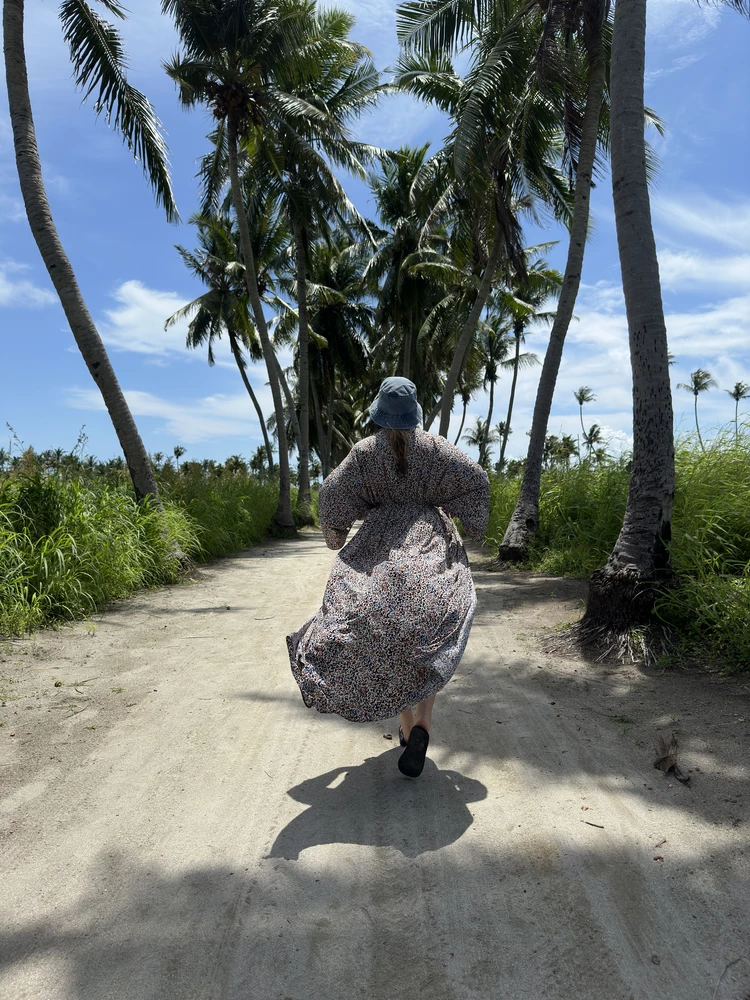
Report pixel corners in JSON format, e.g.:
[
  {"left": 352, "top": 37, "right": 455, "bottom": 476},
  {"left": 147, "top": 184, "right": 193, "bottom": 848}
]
[{"left": 1, "top": 531, "right": 749, "bottom": 1000}]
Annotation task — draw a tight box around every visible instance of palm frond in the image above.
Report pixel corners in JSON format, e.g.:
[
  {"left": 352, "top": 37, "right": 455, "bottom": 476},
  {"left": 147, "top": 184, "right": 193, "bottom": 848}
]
[{"left": 61, "top": 0, "right": 178, "bottom": 220}]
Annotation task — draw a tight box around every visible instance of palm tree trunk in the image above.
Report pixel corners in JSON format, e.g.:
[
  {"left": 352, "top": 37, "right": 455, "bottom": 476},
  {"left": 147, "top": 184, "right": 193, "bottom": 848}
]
[
  {"left": 499, "top": 323, "right": 522, "bottom": 471},
  {"left": 311, "top": 377, "right": 329, "bottom": 477},
  {"left": 326, "top": 364, "right": 335, "bottom": 470},
  {"left": 438, "top": 231, "right": 503, "bottom": 438},
  {"left": 736, "top": 399, "right": 740, "bottom": 444},
  {"left": 580, "top": 0, "right": 675, "bottom": 638},
  {"left": 292, "top": 214, "right": 312, "bottom": 519},
  {"left": 694, "top": 394, "right": 704, "bottom": 451},
  {"left": 227, "top": 117, "right": 295, "bottom": 534},
  {"left": 454, "top": 397, "right": 468, "bottom": 445},
  {"left": 424, "top": 398, "right": 442, "bottom": 432},
  {"left": 3, "top": 0, "right": 158, "bottom": 503},
  {"left": 273, "top": 355, "right": 302, "bottom": 457},
  {"left": 228, "top": 330, "right": 274, "bottom": 474},
  {"left": 402, "top": 311, "right": 412, "bottom": 380},
  {"left": 482, "top": 379, "right": 495, "bottom": 468},
  {"left": 499, "top": 11, "right": 606, "bottom": 559}
]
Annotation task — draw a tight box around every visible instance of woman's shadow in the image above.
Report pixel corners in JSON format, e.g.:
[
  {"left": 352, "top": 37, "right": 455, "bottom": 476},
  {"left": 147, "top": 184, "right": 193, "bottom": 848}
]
[{"left": 267, "top": 748, "right": 487, "bottom": 860}]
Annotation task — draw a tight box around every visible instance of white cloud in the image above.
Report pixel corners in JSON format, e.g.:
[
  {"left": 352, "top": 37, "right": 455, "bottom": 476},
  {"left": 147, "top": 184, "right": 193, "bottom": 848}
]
[
  {"left": 654, "top": 195, "right": 750, "bottom": 251},
  {"left": 97, "top": 280, "right": 193, "bottom": 357},
  {"left": 658, "top": 250, "right": 750, "bottom": 290},
  {"left": 66, "top": 385, "right": 274, "bottom": 446},
  {"left": 493, "top": 275, "right": 750, "bottom": 460},
  {"left": 666, "top": 292, "right": 750, "bottom": 357},
  {"left": 646, "top": 52, "right": 704, "bottom": 81},
  {"left": 0, "top": 260, "right": 56, "bottom": 307},
  {"left": 647, "top": 0, "right": 721, "bottom": 48}
]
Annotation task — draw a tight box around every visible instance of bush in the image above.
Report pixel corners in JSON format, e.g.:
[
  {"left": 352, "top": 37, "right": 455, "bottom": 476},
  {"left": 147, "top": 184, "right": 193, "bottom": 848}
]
[
  {"left": 487, "top": 434, "right": 750, "bottom": 669},
  {"left": 0, "top": 464, "right": 280, "bottom": 636}
]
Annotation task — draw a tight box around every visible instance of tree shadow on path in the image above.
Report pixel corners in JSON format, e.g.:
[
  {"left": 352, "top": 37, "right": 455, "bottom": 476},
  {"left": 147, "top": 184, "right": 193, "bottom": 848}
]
[{"left": 267, "top": 748, "right": 487, "bottom": 860}]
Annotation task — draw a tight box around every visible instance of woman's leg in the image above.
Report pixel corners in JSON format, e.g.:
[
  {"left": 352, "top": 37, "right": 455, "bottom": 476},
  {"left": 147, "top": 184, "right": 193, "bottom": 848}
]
[
  {"left": 399, "top": 706, "right": 415, "bottom": 742},
  {"left": 397, "top": 694, "right": 435, "bottom": 778},
  {"left": 414, "top": 694, "right": 435, "bottom": 733},
  {"left": 400, "top": 694, "right": 435, "bottom": 741}
]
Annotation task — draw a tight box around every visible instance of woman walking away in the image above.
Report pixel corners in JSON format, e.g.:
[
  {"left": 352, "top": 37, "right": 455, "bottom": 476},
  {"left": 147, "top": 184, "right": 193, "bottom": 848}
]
[{"left": 287, "top": 377, "right": 490, "bottom": 779}]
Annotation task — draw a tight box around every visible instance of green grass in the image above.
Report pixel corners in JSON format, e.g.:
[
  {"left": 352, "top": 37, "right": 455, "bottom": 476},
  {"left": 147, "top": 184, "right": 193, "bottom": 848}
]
[
  {"left": 0, "top": 458, "right": 283, "bottom": 637},
  {"left": 486, "top": 433, "right": 750, "bottom": 669}
]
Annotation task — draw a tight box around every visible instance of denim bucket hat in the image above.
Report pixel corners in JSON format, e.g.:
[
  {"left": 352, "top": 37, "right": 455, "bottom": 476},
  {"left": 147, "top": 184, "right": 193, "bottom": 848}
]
[{"left": 369, "top": 376, "right": 423, "bottom": 429}]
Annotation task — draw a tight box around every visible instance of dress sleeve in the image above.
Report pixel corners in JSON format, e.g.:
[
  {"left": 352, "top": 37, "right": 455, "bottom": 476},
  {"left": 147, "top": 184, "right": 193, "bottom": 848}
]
[
  {"left": 318, "top": 447, "right": 371, "bottom": 550},
  {"left": 429, "top": 439, "right": 490, "bottom": 541}
]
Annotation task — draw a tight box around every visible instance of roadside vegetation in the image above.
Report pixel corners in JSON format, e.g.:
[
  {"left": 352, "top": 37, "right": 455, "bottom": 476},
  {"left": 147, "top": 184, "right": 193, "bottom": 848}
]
[
  {"left": 486, "top": 431, "right": 750, "bottom": 669},
  {"left": 0, "top": 443, "right": 287, "bottom": 636}
]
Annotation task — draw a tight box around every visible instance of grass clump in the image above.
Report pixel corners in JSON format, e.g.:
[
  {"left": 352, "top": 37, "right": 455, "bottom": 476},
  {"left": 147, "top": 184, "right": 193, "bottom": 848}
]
[
  {"left": 487, "top": 432, "right": 750, "bottom": 669},
  {"left": 0, "top": 448, "right": 283, "bottom": 637},
  {"left": 486, "top": 459, "right": 630, "bottom": 576},
  {"left": 0, "top": 474, "right": 197, "bottom": 635}
]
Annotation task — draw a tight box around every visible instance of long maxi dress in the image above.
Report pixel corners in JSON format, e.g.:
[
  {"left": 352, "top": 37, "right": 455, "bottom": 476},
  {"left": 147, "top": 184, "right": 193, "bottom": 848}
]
[{"left": 287, "top": 428, "right": 490, "bottom": 723}]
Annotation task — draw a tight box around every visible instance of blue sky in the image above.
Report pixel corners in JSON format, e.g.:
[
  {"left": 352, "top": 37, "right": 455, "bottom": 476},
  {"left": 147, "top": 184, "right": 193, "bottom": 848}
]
[{"left": 1, "top": 0, "right": 748, "bottom": 466}]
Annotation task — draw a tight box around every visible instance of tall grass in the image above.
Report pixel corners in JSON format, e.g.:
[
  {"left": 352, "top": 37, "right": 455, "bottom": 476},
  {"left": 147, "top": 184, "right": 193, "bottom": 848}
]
[
  {"left": 0, "top": 458, "right": 281, "bottom": 636},
  {"left": 486, "top": 433, "right": 750, "bottom": 668}
]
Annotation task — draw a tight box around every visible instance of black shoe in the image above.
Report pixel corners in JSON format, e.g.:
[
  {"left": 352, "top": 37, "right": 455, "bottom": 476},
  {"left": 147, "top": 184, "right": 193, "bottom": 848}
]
[
  {"left": 398, "top": 725, "right": 429, "bottom": 778},
  {"left": 398, "top": 725, "right": 407, "bottom": 747}
]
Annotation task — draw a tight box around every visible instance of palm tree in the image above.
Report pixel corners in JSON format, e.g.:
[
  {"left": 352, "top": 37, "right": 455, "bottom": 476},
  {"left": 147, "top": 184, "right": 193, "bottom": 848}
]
[
  {"left": 163, "top": 0, "right": 310, "bottom": 535},
  {"left": 463, "top": 417, "right": 499, "bottom": 469},
  {"left": 725, "top": 381, "right": 750, "bottom": 442},
  {"left": 167, "top": 207, "right": 284, "bottom": 474},
  {"left": 453, "top": 368, "right": 483, "bottom": 446},
  {"left": 247, "top": 7, "right": 380, "bottom": 517},
  {"left": 305, "top": 235, "right": 373, "bottom": 474},
  {"left": 677, "top": 368, "right": 717, "bottom": 452},
  {"left": 366, "top": 145, "right": 448, "bottom": 388},
  {"left": 574, "top": 387, "right": 596, "bottom": 438},
  {"left": 249, "top": 445, "right": 267, "bottom": 478},
  {"left": 4, "top": 0, "right": 177, "bottom": 501},
  {"left": 576, "top": 0, "right": 676, "bottom": 640},
  {"left": 476, "top": 327, "right": 513, "bottom": 467},
  {"left": 487, "top": 257, "right": 559, "bottom": 471},
  {"left": 582, "top": 423, "right": 604, "bottom": 457},
  {"left": 497, "top": 0, "right": 613, "bottom": 557},
  {"left": 395, "top": 9, "right": 574, "bottom": 438}
]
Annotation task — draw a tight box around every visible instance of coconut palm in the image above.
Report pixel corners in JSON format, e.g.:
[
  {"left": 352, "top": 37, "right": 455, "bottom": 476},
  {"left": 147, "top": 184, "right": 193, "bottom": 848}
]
[
  {"left": 163, "top": 0, "right": 317, "bottom": 534},
  {"left": 487, "top": 257, "right": 560, "bottom": 471},
  {"left": 394, "top": 9, "right": 574, "bottom": 437},
  {"left": 4, "top": 0, "right": 177, "bottom": 501},
  {"left": 166, "top": 209, "right": 281, "bottom": 474},
  {"left": 677, "top": 368, "right": 717, "bottom": 452},
  {"left": 574, "top": 387, "right": 596, "bottom": 437},
  {"left": 463, "top": 417, "right": 499, "bottom": 469},
  {"left": 576, "top": 0, "right": 676, "bottom": 640},
  {"left": 246, "top": 7, "right": 380, "bottom": 516},
  {"left": 366, "top": 145, "right": 450, "bottom": 388},
  {"left": 497, "top": 0, "right": 615, "bottom": 557},
  {"left": 582, "top": 422, "right": 604, "bottom": 457},
  {"left": 725, "top": 381, "right": 750, "bottom": 443},
  {"left": 305, "top": 236, "right": 373, "bottom": 474},
  {"left": 453, "top": 368, "right": 483, "bottom": 446},
  {"left": 475, "top": 327, "right": 513, "bottom": 467},
  {"left": 566, "top": 0, "right": 745, "bottom": 645}
]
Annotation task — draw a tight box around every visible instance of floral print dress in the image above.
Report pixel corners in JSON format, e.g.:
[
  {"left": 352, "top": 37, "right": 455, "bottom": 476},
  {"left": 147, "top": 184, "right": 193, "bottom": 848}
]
[{"left": 286, "top": 428, "right": 490, "bottom": 723}]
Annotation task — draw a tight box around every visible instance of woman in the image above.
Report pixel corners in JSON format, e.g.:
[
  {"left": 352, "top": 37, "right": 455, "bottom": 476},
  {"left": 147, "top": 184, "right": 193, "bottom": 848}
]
[{"left": 286, "top": 377, "right": 490, "bottom": 778}]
